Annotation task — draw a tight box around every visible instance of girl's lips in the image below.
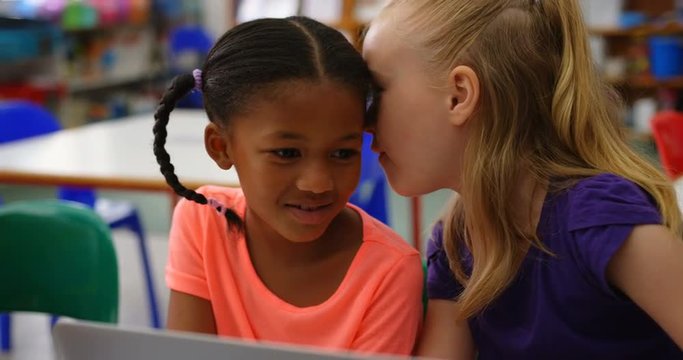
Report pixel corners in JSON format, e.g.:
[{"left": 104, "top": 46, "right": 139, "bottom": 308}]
[{"left": 285, "top": 204, "right": 334, "bottom": 225}]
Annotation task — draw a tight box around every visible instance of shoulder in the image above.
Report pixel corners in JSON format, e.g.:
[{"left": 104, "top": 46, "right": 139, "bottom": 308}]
[
  {"left": 196, "top": 185, "right": 244, "bottom": 206},
  {"left": 564, "top": 173, "right": 662, "bottom": 231},
  {"left": 425, "top": 221, "right": 463, "bottom": 300},
  {"left": 174, "top": 186, "right": 245, "bottom": 218},
  {"left": 353, "top": 204, "right": 419, "bottom": 258},
  {"left": 349, "top": 205, "right": 422, "bottom": 288},
  {"left": 171, "top": 186, "right": 245, "bottom": 246},
  {"left": 426, "top": 221, "right": 445, "bottom": 253},
  {"left": 550, "top": 175, "right": 665, "bottom": 296}
]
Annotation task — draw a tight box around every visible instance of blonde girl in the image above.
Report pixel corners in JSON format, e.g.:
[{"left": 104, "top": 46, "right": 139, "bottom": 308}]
[{"left": 362, "top": 0, "right": 683, "bottom": 358}]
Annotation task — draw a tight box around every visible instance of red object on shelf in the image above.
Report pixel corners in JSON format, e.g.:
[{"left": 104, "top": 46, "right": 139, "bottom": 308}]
[
  {"left": 651, "top": 111, "right": 683, "bottom": 180},
  {"left": 0, "top": 83, "right": 66, "bottom": 108}
]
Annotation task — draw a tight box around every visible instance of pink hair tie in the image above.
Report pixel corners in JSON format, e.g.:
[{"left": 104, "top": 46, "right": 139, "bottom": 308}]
[
  {"left": 192, "top": 69, "right": 203, "bottom": 91},
  {"left": 208, "top": 198, "right": 227, "bottom": 215}
]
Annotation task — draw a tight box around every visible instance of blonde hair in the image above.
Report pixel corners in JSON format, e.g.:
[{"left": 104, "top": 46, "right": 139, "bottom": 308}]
[{"left": 382, "top": 0, "right": 682, "bottom": 319}]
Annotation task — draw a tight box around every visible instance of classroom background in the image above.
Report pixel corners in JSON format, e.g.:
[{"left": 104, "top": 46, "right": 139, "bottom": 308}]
[{"left": 0, "top": 0, "right": 682, "bottom": 359}]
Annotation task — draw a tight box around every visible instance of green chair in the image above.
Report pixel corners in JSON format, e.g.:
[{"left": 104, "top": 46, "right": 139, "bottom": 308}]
[{"left": 0, "top": 200, "right": 119, "bottom": 353}]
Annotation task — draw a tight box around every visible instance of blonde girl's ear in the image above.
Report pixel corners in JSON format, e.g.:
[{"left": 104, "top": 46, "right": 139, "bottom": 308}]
[
  {"left": 204, "top": 122, "right": 234, "bottom": 170},
  {"left": 447, "top": 65, "right": 480, "bottom": 126}
]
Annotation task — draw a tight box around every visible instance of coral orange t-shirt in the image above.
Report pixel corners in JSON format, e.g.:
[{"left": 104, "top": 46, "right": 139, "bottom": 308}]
[{"left": 166, "top": 186, "right": 423, "bottom": 355}]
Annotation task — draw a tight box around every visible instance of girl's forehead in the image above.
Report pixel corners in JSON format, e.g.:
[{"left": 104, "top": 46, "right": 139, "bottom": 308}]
[
  {"left": 230, "top": 80, "right": 365, "bottom": 135},
  {"left": 249, "top": 79, "right": 355, "bottom": 103},
  {"left": 363, "top": 17, "right": 418, "bottom": 75},
  {"left": 363, "top": 18, "right": 399, "bottom": 60}
]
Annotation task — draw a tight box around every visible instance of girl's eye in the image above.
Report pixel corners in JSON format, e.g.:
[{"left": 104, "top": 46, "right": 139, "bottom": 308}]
[
  {"left": 332, "top": 149, "right": 359, "bottom": 160},
  {"left": 272, "top": 149, "right": 301, "bottom": 159}
]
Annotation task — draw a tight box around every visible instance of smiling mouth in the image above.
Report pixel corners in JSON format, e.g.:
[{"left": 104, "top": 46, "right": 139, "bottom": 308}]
[
  {"left": 287, "top": 204, "right": 329, "bottom": 210},
  {"left": 285, "top": 203, "right": 334, "bottom": 225}
]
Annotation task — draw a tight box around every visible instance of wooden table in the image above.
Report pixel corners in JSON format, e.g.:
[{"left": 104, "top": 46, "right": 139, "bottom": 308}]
[
  {"left": 0, "top": 109, "right": 429, "bottom": 248},
  {"left": 0, "top": 110, "right": 239, "bottom": 192}
]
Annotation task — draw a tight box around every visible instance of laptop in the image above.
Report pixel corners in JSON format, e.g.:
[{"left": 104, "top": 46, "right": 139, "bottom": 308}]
[{"left": 52, "top": 319, "right": 411, "bottom": 360}]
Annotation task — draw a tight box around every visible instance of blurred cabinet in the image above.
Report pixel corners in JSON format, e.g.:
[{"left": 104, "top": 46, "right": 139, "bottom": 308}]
[
  {"left": 58, "top": 19, "right": 165, "bottom": 127},
  {"left": 587, "top": 0, "right": 683, "bottom": 137},
  {"left": 0, "top": 0, "right": 206, "bottom": 127},
  {"left": 0, "top": 18, "right": 65, "bottom": 112},
  {"left": 236, "top": 0, "right": 387, "bottom": 46},
  {"left": 331, "top": 0, "right": 387, "bottom": 46}
]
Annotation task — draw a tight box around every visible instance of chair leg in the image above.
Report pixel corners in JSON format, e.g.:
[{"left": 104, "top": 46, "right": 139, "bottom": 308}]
[
  {"left": 129, "top": 216, "right": 161, "bottom": 329},
  {"left": 1, "top": 313, "right": 11, "bottom": 353},
  {"left": 50, "top": 315, "right": 60, "bottom": 328}
]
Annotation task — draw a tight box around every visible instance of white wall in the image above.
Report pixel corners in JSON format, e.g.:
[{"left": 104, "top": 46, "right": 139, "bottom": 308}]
[{"left": 200, "top": 0, "right": 234, "bottom": 39}]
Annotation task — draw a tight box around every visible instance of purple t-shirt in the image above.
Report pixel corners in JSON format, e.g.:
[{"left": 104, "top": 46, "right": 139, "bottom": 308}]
[{"left": 427, "top": 174, "right": 682, "bottom": 359}]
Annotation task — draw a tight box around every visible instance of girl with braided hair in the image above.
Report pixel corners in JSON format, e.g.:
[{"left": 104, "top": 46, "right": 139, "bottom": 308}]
[{"left": 153, "top": 16, "right": 422, "bottom": 356}]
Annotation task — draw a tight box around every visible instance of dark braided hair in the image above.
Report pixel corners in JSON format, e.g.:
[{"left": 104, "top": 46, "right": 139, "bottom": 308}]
[{"left": 153, "top": 16, "right": 372, "bottom": 230}]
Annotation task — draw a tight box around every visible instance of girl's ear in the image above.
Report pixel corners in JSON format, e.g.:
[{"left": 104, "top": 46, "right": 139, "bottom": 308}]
[
  {"left": 205, "top": 123, "right": 234, "bottom": 170},
  {"left": 447, "top": 65, "right": 480, "bottom": 126}
]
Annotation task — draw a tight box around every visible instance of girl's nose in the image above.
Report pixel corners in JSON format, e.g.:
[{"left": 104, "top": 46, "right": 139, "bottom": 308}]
[{"left": 296, "top": 165, "right": 334, "bottom": 194}]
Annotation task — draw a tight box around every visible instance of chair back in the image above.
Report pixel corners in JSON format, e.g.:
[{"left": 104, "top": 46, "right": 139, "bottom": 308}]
[
  {"left": 0, "top": 100, "right": 98, "bottom": 207},
  {"left": 651, "top": 111, "right": 683, "bottom": 180},
  {"left": 168, "top": 25, "right": 213, "bottom": 108},
  {"left": 350, "top": 133, "right": 388, "bottom": 224},
  {"left": 0, "top": 200, "right": 118, "bottom": 323},
  {"left": 0, "top": 100, "right": 60, "bottom": 143},
  {"left": 168, "top": 25, "right": 213, "bottom": 72}
]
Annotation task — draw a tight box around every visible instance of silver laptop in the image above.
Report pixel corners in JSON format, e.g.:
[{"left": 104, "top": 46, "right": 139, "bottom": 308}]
[{"left": 52, "top": 320, "right": 411, "bottom": 360}]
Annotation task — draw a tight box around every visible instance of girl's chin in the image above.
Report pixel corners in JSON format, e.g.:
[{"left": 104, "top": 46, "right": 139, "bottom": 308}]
[
  {"left": 284, "top": 231, "right": 326, "bottom": 243},
  {"left": 387, "top": 176, "right": 438, "bottom": 198},
  {"left": 280, "top": 223, "right": 330, "bottom": 243}
]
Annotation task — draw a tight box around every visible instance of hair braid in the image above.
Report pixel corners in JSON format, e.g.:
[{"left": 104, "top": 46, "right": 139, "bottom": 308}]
[{"left": 153, "top": 73, "right": 243, "bottom": 230}]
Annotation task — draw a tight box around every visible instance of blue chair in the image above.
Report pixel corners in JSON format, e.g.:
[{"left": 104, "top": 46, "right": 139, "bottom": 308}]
[
  {"left": 168, "top": 25, "right": 213, "bottom": 108},
  {"left": 350, "top": 132, "right": 388, "bottom": 224},
  {"left": 0, "top": 101, "right": 160, "bottom": 352}
]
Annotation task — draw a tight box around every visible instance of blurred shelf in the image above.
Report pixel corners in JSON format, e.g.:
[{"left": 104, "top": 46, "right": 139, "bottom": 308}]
[
  {"left": 606, "top": 75, "right": 683, "bottom": 89},
  {"left": 589, "top": 22, "right": 683, "bottom": 37},
  {"left": 68, "top": 70, "right": 166, "bottom": 94},
  {"left": 332, "top": 19, "right": 364, "bottom": 31},
  {"left": 627, "top": 130, "right": 654, "bottom": 143},
  {"left": 62, "top": 22, "right": 151, "bottom": 35}
]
